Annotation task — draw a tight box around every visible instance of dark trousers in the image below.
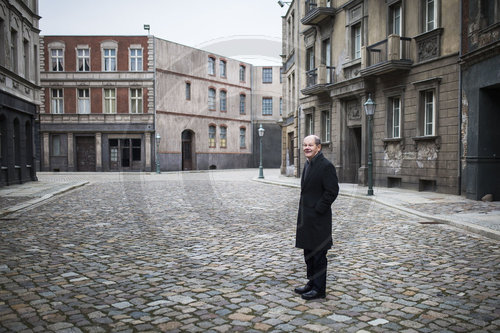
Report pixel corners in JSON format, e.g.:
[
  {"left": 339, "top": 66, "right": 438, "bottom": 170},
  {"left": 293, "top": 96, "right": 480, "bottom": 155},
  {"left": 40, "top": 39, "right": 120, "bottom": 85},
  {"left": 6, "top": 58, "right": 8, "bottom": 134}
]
[{"left": 304, "top": 247, "right": 328, "bottom": 294}]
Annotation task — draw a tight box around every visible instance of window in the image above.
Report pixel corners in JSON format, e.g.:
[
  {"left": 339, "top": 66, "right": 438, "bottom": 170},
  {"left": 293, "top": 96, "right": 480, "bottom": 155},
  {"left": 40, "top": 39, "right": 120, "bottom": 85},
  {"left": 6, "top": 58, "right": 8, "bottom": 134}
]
[
  {"left": 130, "top": 48, "right": 143, "bottom": 71},
  {"left": 239, "top": 65, "right": 246, "bottom": 82},
  {"left": 280, "top": 97, "right": 283, "bottom": 116},
  {"left": 240, "top": 127, "right": 246, "bottom": 148},
  {"left": 424, "top": 90, "right": 435, "bottom": 136},
  {"left": 353, "top": 23, "right": 361, "bottom": 59},
  {"left": 220, "top": 60, "right": 227, "bottom": 77},
  {"left": 389, "top": 2, "right": 402, "bottom": 36},
  {"left": 23, "top": 39, "right": 29, "bottom": 78},
  {"left": 306, "top": 47, "right": 315, "bottom": 71},
  {"left": 208, "top": 88, "right": 216, "bottom": 110},
  {"left": 425, "top": 0, "right": 436, "bottom": 31},
  {"left": 104, "top": 89, "right": 116, "bottom": 114},
  {"left": 77, "top": 48, "right": 90, "bottom": 71},
  {"left": 130, "top": 88, "right": 143, "bottom": 114},
  {"left": 220, "top": 126, "right": 227, "bottom": 148},
  {"left": 305, "top": 113, "right": 313, "bottom": 136},
  {"left": 10, "top": 29, "right": 18, "bottom": 71},
  {"left": 52, "top": 135, "right": 61, "bottom": 156},
  {"left": 262, "top": 68, "right": 272, "bottom": 83},
  {"left": 209, "top": 125, "right": 216, "bottom": 147},
  {"left": 240, "top": 94, "right": 246, "bottom": 114},
  {"left": 262, "top": 97, "right": 273, "bottom": 115},
  {"left": 77, "top": 88, "right": 90, "bottom": 114},
  {"left": 220, "top": 90, "right": 227, "bottom": 112},
  {"left": 185, "top": 82, "right": 191, "bottom": 100},
  {"left": 51, "top": 89, "right": 63, "bottom": 114},
  {"left": 104, "top": 48, "right": 116, "bottom": 71},
  {"left": 321, "top": 111, "right": 330, "bottom": 143},
  {"left": 51, "top": 48, "right": 63, "bottom": 71},
  {"left": 132, "top": 139, "right": 141, "bottom": 162},
  {"left": 388, "top": 97, "right": 401, "bottom": 138},
  {"left": 208, "top": 56, "right": 215, "bottom": 75},
  {"left": 322, "top": 39, "right": 332, "bottom": 83}
]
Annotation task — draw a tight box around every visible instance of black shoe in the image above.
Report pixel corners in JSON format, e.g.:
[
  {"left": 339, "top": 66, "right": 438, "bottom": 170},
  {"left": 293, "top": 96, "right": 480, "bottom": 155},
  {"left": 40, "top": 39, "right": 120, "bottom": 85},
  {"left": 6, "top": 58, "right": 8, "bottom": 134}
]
[
  {"left": 294, "top": 284, "right": 313, "bottom": 294},
  {"left": 301, "top": 289, "right": 326, "bottom": 300}
]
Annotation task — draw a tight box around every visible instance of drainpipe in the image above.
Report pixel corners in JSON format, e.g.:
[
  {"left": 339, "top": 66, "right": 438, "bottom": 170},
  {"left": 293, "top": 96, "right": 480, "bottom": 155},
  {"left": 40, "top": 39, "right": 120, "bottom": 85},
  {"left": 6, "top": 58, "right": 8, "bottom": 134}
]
[
  {"left": 296, "top": 0, "right": 302, "bottom": 177},
  {"left": 153, "top": 35, "right": 158, "bottom": 172},
  {"left": 458, "top": 0, "right": 463, "bottom": 196}
]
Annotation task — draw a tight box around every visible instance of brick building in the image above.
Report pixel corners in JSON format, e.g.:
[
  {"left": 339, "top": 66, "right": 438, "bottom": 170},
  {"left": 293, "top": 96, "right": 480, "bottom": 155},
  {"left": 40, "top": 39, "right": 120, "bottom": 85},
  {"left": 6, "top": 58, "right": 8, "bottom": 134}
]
[{"left": 39, "top": 35, "right": 155, "bottom": 171}]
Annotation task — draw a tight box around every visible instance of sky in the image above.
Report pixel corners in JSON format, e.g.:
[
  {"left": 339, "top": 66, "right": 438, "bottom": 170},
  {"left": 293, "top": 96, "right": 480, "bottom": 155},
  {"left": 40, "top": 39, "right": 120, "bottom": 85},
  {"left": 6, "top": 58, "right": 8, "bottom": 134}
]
[{"left": 38, "top": 0, "right": 289, "bottom": 66}]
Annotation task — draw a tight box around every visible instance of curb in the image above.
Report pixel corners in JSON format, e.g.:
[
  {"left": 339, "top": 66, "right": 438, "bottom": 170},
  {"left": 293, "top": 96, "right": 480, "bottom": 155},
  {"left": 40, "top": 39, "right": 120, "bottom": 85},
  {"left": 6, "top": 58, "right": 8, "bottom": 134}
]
[
  {"left": 253, "top": 178, "right": 500, "bottom": 241},
  {"left": 0, "top": 181, "right": 89, "bottom": 218}
]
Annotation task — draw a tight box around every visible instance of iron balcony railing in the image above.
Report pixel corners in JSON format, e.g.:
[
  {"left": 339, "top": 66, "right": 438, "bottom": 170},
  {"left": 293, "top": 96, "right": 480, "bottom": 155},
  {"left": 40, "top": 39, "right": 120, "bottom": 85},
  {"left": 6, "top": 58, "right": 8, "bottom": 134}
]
[
  {"left": 365, "top": 36, "right": 412, "bottom": 67},
  {"left": 305, "top": 65, "right": 335, "bottom": 87}
]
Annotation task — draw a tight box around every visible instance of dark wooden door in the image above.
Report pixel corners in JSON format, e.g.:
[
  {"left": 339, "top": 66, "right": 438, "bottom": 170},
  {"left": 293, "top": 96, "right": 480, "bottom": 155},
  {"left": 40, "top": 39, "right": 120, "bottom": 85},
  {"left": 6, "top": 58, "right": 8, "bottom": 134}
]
[
  {"left": 182, "top": 130, "right": 193, "bottom": 171},
  {"left": 76, "top": 136, "right": 96, "bottom": 171}
]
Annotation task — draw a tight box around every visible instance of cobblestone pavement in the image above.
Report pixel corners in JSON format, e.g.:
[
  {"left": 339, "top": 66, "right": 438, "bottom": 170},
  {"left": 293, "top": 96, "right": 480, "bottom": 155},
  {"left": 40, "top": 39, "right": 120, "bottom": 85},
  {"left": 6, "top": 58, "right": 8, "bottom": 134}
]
[{"left": 0, "top": 173, "right": 499, "bottom": 332}]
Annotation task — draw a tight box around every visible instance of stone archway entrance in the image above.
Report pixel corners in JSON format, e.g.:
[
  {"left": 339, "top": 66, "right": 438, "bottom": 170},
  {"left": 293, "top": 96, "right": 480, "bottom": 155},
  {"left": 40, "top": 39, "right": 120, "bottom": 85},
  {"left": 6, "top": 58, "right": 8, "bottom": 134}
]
[{"left": 182, "top": 130, "right": 195, "bottom": 171}]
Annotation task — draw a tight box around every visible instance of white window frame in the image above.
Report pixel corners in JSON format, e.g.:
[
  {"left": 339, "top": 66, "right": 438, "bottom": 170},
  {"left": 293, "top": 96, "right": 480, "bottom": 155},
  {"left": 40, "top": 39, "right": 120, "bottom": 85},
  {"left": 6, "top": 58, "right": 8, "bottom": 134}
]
[
  {"left": 305, "top": 112, "right": 314, "bottom": 137},
  {"left": 51, "top": 48, "right": 64, "bottom": 72},
  {"left": 103, "top": 88, "right": 116, "bottom": 114},
  {"left": 390, "top": 96, "right": 401, "bottom": 138},
  {"left": 353, "top": 23, "right": 361, "bottom": 60},
  {"left": 77, "top": 88, "right": 90, "bottom": 114},
  {"left": 130, "top": 88, "right": 143, "bottom": 114},
  {"left": 424, "top": 90, "right": 435, "bottom": 136},
  {"left": 77, "top": 47, "right": 90, "bottom": 72},
  {"left": 425, "top": 0, "right": 437, "bottom": 32},
  {"left": 321, "top": 110, "right": 331, "bottom": 143},
  {"left": 239, "top": 65, "right": 246, "bottom": 82},
  {"left": 103, "top": 48, "right": 116, "bottom": 71},
  {"left": 51, "top": 88, "right": 64, "bottom": 114},
  {"left": 129, "top": 47, "right": 143, "bottom": 71}
]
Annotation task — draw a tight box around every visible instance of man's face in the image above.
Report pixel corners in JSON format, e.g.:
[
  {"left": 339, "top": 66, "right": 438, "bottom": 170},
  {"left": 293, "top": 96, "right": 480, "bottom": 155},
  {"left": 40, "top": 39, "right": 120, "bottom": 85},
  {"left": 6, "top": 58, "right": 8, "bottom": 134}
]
[{"left": 303, "top": 136, "right": 321, "bottom": 160}]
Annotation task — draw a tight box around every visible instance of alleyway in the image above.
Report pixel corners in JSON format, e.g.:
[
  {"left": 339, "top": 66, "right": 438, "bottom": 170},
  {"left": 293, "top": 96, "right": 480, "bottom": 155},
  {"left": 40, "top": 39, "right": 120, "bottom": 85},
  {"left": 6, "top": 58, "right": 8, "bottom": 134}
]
[{"left": 0, "top": 172, "right": 498, "bottom": 332}]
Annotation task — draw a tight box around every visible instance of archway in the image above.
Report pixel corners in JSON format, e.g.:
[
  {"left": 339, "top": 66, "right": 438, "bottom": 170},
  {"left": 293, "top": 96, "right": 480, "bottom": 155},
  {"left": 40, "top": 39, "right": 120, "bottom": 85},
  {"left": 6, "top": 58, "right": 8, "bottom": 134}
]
[{"left": 181, "top": 130, "right": 195, "bottom": 171}]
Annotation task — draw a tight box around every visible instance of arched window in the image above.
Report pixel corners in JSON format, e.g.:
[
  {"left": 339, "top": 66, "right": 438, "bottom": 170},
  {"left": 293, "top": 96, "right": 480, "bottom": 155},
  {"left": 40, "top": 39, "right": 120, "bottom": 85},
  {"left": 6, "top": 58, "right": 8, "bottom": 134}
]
[
  {"left": 239, "top": 94, "right": 246, "bottom": 114},
  {"left": 208, "top": 88, "right": 216, "bottom": 110},
  {"left": 208, "top": 125, "right": 216, "bottom": 148},
  {"left": 220, "top": 126, "right": 227, "bottom": 148},
  {"left": 220, "top": 90, "right": 227, "bottom": 112},
  {"left": 239, "top": 127, "right": 246, "bottom": 148}
]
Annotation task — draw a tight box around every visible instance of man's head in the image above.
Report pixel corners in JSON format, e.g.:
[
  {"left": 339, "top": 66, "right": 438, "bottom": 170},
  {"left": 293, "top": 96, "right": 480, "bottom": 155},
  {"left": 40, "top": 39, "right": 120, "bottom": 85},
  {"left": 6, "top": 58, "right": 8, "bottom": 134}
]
[{"left": 303, "top": 135, "right": 321, "bottom": 161}]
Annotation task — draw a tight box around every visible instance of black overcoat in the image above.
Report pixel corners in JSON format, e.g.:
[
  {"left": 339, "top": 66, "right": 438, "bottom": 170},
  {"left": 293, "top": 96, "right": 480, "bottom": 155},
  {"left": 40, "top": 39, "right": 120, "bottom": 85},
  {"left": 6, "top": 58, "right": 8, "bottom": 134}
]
[{"left": 296, "top": 152, "right": 339, "bottom": 250}]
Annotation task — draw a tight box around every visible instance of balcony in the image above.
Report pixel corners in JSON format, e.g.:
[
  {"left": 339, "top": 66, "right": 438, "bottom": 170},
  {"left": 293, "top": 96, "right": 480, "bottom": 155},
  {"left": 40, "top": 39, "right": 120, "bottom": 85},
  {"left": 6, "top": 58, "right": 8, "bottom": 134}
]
[
  {"left": 360, "top": 34, "right": 413, "bottom": 77},
  {"left": 301, "top": 64, "right": 335, "bottom": 95},
  {"left": 301, "top": 0, "right": 336, "bottom": 25}
]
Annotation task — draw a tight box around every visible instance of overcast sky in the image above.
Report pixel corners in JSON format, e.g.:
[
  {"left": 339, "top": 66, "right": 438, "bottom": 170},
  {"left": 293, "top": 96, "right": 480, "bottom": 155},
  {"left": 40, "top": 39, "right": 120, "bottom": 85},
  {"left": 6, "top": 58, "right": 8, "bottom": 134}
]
[{"left": 39, "top": 0, "right": 288, "bottom": 65}]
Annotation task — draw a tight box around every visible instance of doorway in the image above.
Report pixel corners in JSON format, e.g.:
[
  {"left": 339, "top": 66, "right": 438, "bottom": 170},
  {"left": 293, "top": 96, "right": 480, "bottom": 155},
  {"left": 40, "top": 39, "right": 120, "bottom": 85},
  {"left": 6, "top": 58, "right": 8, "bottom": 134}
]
[
  {"left": 76, "top": 136, "right": 96, "bottom": 171},
  {"left": 345, "top": 126, "right": 361, "bottom": 183},
  {"left": 182, "top": 130, "right": 195, "bottom": 171},
  {"left": 109, "top": 138, "right": 142, "bottom": 171}
]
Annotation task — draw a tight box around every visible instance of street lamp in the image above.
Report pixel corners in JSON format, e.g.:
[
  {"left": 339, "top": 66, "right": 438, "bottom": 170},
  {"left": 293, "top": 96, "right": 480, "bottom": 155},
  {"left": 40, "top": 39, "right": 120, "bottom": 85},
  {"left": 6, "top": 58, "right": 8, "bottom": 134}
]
[
  {"left": 258, "top": 124, "right": 265, "bottom": 179},
  {"left": 155, "top": 133, "right": 161, "bottom": 174},
  {"left": 364, "top": 94, "right": 375, "bottom": 196}
]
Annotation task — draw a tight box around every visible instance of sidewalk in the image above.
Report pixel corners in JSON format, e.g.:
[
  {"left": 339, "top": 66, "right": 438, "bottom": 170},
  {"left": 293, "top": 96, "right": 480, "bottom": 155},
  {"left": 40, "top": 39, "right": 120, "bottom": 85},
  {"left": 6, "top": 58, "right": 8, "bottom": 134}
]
[
  {"left": 1, "top": 169, "right": 499, "bottom": 241},
  {"left": 256, "top": 170, "right": 500, "bottom": 241}
]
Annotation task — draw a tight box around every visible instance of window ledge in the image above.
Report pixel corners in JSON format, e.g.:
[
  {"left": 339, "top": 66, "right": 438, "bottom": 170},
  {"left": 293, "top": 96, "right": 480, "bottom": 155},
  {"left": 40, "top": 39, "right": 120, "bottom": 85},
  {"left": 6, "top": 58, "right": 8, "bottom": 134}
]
[
  {"left": 412, "top": 135, "right": 440, "bottom": 150},
  {"left": 382, "top": 137, "right": 403, "bottom": 149}
]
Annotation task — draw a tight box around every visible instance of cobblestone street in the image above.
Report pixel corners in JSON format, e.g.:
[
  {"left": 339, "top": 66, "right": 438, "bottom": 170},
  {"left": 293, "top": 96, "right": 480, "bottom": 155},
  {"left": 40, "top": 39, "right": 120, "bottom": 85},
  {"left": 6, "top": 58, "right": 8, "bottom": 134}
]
[{"left": 0, "top": 172, "right": 499, "bottom": 332}]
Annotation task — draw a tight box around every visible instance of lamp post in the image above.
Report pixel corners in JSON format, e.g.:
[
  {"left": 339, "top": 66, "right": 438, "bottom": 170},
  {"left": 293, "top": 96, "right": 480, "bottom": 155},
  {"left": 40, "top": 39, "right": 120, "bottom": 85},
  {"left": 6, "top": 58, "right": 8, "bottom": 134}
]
[
  {"left": 258, "top": 124, "right": 265, "bottom": 179},
  {"left": 364, "top": 94, "right": 375, "bottom": 196},
  {"left": 155, "top": 133, "right": 161, "bottom": 174}
]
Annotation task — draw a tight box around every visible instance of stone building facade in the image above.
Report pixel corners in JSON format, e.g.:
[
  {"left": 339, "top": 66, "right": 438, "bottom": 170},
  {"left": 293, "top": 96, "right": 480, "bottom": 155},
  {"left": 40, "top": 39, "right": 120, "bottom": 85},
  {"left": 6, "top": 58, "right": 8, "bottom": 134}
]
[
  {"left": 0, "top": 0, "right": 40, "bottom": 186},
  {"left": 154, "top": 38, "right": 282, "bottom": 171},
  {"left": 281, "top": 0, "right": 464, "bottom": 195},
  {"left": 39, "top": 36, "right": 155, "bottom": 172},
  {"left": 460, "top": 0, "right": 500, "bottom": 200}
]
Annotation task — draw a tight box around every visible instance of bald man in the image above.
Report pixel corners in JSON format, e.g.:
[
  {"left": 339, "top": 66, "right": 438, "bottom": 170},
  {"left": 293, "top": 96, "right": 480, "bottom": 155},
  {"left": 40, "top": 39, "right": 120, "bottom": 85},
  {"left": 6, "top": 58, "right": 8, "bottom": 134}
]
[{"left": 294, "top": 135, "right": 339, "bottom": 300}]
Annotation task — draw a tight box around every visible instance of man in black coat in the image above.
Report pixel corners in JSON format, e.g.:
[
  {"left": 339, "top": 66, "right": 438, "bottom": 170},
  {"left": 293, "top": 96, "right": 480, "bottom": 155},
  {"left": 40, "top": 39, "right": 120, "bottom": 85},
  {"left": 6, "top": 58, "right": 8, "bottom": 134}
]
[{"left": 295, "top": 135, "right": 339, "bottom": 300}]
